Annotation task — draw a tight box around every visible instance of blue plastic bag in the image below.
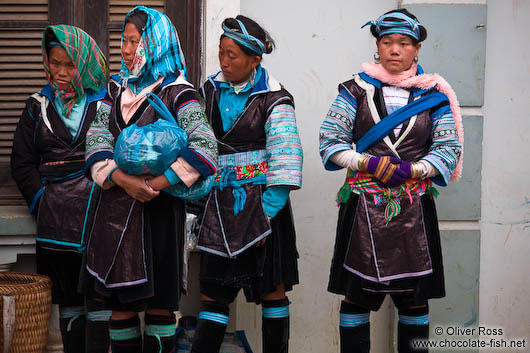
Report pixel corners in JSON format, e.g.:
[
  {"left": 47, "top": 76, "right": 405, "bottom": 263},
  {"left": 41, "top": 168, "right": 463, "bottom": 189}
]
[
  {"left": 165, "top": 174, "right": 215, "bottom": 202},
  {"left": 114, "top": 118, "right": 188, "bottom": 176},
  {"left": 114, "top": 93, "right": 215, "bottom": 201}
]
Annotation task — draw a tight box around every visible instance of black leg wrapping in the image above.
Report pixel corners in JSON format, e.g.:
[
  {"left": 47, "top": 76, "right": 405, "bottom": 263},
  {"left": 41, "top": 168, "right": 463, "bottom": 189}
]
[
  {"left": 86, "top": 318, "right": 110, "bottom": 353},
  {"left": 262, "top": 297, "right": 290, "bottom": 353},
  {"left": 85, "top": 299, "right": 111, "bottom": 353},
  {"left": 109, "top": 315, "right": 142, "bottom": 353},
  {"left": 191, "top": 301, "right": 229, "bottom": 353},
  {"left": 60, "top": 314, "right": 87, "bottom": 353},
  {"left": 143, "top": 312, "right": 177, "bottom": 353},
  {"left": 398, "top": 306, "right": 429, "bottom": 353},
  {"left": 339, "top": 301, "right": 370, "bottom": 353}
]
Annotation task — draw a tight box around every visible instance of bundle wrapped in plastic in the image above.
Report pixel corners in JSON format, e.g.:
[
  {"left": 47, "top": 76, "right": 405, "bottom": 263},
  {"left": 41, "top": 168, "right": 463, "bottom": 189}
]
[
  {"left": 114, "top": 93, "right": 214, "bottom": 201},
  {"left": 114, "top": 118, "right": 188, "bottom": 175}
]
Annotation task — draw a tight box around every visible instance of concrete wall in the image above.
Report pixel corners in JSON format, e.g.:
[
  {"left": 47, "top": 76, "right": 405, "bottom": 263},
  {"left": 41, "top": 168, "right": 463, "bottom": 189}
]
[
  {"left": 204, "top": 1, "right": 396, "bottom": 352},
  {"left": 479, "top": 0, "right": 530, "bottom": 348},
  {"left": 203, "top": 0, "right": 530, "bottom": 352}
]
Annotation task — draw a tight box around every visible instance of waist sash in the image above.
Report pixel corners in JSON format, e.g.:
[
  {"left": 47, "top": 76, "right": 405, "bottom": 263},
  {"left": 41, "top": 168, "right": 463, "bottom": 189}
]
[{"left": 198, "top": 150, "right": 270, "bottom": 258}]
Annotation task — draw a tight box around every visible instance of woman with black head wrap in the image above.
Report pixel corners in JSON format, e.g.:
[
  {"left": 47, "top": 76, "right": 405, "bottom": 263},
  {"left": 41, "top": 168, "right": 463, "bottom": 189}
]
[{"left": 191, "top": 15, "right": 303, "bottom": 353}]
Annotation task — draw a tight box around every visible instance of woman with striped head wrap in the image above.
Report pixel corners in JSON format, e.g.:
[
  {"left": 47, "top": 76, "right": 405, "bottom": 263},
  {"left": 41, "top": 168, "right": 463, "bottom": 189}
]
[
  {"left": 83, "top": 6, "right": 218, "bottom": 353},
  {"left": 319, "top": 8, "right": 463, "bottom": 353},
  {"left": 191, "top": 15, "right": 303, "bottom": 353},
  {"left": 10, "top": 25, "right": 110, "bottom": 353}
]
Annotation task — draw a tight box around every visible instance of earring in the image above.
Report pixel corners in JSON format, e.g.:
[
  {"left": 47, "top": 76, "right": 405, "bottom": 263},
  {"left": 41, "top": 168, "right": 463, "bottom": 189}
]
[
  {"left": 250, "top": 67, "right": 257, "bottom": 87},
  {"left": 374, "top": 52, "right": 380, "bottom": 63},
  {"left": 413, "top": 56, "right": 419, "bottom": 63}
]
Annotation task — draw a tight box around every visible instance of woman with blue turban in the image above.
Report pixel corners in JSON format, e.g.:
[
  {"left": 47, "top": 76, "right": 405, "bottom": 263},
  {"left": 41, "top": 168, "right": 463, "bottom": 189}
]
[
  {"left": 83, "top": 6, "right": 218, "bottom": 353},
  {"left": 319, "top": 9, "right": 463, "bottom": 353}
]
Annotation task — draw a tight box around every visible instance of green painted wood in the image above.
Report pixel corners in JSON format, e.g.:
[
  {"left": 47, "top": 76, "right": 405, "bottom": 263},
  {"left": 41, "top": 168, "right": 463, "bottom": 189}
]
[
  {"left": 435, "top": 116, "right": 483, "bottom": 221},
  {"left": 0, "top": 206, "right": 36, "bottom": 236},
  {"left": 405, "top": 4, "right": 487, "bottom": 106}
]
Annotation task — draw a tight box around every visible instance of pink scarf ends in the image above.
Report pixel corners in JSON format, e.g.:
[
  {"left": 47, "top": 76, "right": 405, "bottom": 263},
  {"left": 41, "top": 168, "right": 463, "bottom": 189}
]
[{"left": 360, "top": 62, "right": 463, "bottom": 181}]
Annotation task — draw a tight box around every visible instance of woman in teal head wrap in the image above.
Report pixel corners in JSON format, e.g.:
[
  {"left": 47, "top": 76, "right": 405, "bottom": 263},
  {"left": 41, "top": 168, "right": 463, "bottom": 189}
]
[
  {"left": 84, "top": 6, "right": 218, "bottom": 353},
  {"left": 191, "top": 15, "right": 303, "bottom": 353},
  {"left": 319, "top": 8, "right": 463, "bottom": 353},
  {"left": 11, "top": 25, "right": 110, "bottom": 353}
]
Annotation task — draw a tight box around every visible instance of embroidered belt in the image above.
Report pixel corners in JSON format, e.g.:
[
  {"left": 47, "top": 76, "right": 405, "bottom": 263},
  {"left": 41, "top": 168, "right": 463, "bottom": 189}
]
[
  {"left": 214, "top": 150, "right": 269, "bottom": 215},
  {"left": 337, "top": 169, "right": 438, "bottom": 223}
]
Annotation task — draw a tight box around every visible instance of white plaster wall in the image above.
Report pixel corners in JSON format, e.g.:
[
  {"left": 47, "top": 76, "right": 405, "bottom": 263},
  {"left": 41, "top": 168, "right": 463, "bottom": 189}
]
[
  {"left": 202, "top": 1, "right": 530, "bottom": 352},
  {"left": 479, "top": 0, "right": 530, "bottom": 348},
  {"left": 203, "top": 1, "right": 397, "bottom": 352},
  {"left": 203, "top": 0, "right": 240, "bottom": 81}
]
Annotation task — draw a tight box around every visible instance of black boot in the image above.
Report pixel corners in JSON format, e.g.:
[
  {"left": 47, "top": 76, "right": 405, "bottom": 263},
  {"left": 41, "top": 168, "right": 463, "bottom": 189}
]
[
  {"left": 398, "top": 306, "right": 429, "bottom": 353},
  {"left": 339, "top": 301, "right": 370, "bottom": 353},
  {"left": 109, "top": 315, "right": 142, "bottom": 353},
  {"left": 59, "top": 306, "right": 86, "bottom": 353},
  {"left": 191, "top": 301, "right": 229, "bottom": 353},
  {"left": 86, "top": 310, "right": 111, "bottom": 353},
  {"left": 262, "top": 297, "right": 290, "bottom": 353},
  {"left": 143, "top": 312, "right": 176, "bottom": 353}
]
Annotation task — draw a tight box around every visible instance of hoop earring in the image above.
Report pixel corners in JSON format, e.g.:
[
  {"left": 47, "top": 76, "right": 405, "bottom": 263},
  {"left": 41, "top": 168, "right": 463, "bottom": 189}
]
[
  {"left": 374, "top": 52, "right": 380, "bottom": 63},
  {"left": 413, "top": 56, "right": 419, "bottom": 63}
]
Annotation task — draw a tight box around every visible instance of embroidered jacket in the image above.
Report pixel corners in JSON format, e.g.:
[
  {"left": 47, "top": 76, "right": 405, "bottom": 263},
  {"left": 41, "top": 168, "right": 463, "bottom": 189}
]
[
  {"left": 83, "top": 73, "right": 218, "bottom": 288},
  {"left": 197, "top": 69, "right": 303, "bottom": 257},
  {"left": 11, "top": 85, "right": 106, "bottom": 249},
  {"left": 319, "top": 71, "right": 462, "bottom": 285}
]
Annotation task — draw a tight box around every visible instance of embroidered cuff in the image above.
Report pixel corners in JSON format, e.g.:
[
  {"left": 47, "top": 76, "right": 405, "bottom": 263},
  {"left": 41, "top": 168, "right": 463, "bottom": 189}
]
[
  {"left": 90, "top": 159, "right": 117, "bottom": 189},
  {"left": 169, "top": 157, "right": 200, "bottom": 187},
  {"left": 163, "top": 167, "right": 182, "bottom": 186},
  {"left": 107, "top": 167, "right": 118, "bottom": 185}
]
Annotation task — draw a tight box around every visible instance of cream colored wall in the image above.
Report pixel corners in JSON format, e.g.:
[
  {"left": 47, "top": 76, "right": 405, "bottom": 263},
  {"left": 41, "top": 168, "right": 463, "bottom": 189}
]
[
  {"left": 479, "top": 0, "right": 530, "bottom": 349},
  {"left": 202, "top": 1, "right": 530, "bottom": 352},
  {"left": 203, "top": 1, "right": 396, "bottom": 352}
]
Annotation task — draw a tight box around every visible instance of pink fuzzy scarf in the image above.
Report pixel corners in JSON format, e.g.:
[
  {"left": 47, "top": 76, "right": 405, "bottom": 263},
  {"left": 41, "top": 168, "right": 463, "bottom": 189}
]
[{"left": 360, "top": 62, "right": 464, "bottom": 181}]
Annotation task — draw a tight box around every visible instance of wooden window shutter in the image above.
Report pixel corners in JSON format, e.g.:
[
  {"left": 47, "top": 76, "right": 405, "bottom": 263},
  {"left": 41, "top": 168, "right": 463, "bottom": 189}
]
[
  {"left": 0, "top": 0, "right": 201, "bottom": 206},
  {"left": 0, "top": 0, "right": 50, "bottom": 205}
]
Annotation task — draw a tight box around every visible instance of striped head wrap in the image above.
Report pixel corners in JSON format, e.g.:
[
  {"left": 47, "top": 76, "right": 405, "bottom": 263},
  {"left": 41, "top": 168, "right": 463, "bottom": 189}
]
[
  {"left": 120, "top": 6, "right": 187, "bottom": 86},
  {"left": 222, "top": 19, "right": 266, "bottom": 56},
  {"left": 42, "top": 25, "right": 108, "bottom": 117},
  {"left": 362, "top": 10, "right": 426, "bottom": 42}
]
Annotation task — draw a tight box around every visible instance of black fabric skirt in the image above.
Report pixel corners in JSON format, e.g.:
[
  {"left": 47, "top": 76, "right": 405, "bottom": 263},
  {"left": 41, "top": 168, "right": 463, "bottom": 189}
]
[
  {"left": 81, "top": 192, "right": 185, "bottom": 312},
  {"left": 328, "top": 193, "right": 445, "bottom": 311},
  {"left": 199, "top": 200, "right": 299, "bottom": 305},
  {"left": 36, "top": 243, "right": 85, "bottom": 306}
]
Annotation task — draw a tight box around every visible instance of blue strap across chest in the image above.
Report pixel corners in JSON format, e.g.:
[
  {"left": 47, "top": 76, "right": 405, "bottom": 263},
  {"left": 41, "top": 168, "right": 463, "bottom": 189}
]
[{"left": 356, "top": 91, "right": 449, "bottom": 153}]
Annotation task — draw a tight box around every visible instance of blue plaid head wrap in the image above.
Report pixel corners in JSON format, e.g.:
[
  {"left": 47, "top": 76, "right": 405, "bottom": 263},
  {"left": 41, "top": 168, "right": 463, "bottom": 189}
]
[
  {"left": 362, "top": 10, "right": 426, "bottom": 42},
  {"left": 222, "top": 19, "right": 266, "bottom": 56},
  {"left": 120, "top": 6, "right": 187, "bottom": 84}
]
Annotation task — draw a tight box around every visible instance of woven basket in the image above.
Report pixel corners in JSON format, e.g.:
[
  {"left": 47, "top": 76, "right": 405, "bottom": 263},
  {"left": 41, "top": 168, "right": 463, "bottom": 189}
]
[{"left": 0, "top": 272, "right": 52, "bottom": 353}]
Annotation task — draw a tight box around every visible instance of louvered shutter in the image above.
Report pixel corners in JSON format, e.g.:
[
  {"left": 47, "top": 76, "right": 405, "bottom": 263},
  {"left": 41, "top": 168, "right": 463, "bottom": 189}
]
[
  {"left": 0, "top": 0, "right": 49, "bottom": 205},
  {"left": 0, "top": 0, "right": 200, "bottom": 205}
]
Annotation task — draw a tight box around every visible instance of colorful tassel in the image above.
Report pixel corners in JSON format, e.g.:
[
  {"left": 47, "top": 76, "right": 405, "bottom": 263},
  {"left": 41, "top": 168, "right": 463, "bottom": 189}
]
[{"left": 384, "top": 198, "right": 401, "bottom": 224}]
